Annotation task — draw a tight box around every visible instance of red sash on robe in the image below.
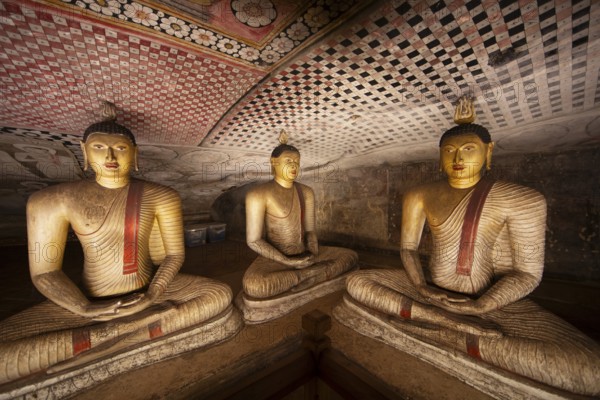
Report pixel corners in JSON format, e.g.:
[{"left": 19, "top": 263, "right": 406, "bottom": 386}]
[
  {"left": 456, "top": 178, "right": 495, "bottom": 276},
  {"left": 72, "top": 329, "right": 91, "bottom": 355},
  {"left": 123, "top": 181, "right": 144, "bottom": 275}
]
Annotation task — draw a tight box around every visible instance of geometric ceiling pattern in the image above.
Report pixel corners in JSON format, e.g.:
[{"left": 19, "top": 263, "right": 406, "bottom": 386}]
[
  {"left": 1, "top": 0, "right": 599, "bottom": 156},
  {"left": 0, "top": 0, "right": 263, "bottom": 145},
  {"left": 0, "top": 0, "right": 369, "bottom": 146},
  {"left": 206, "top": 0, "right": 600, "bottom": 161}
]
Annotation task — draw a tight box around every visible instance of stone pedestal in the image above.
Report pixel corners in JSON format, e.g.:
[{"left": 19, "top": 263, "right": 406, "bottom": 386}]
[
  {"left": 235, "top": 273, "right": 350, "bottom": 324},
  {"left": 0, "top": 306, "right": 243, "bottom": 400},
  {"left": 333, "top": 295, "right": 581, "bottom": 400}
]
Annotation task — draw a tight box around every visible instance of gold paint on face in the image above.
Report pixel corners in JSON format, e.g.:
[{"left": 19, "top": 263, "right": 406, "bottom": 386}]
[
  {"left": 271, "top": 150, "right": 300, "bottom": 184},
  {"left": 440, "top": 133, "right": 492, "bottom": 188},
  {"left": 84, "top": 133, "right": 136, "bottom": 186}
]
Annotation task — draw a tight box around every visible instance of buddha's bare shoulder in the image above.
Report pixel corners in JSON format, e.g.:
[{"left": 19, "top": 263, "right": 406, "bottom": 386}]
[
  {"left": 247, "top": 180, "right": 277, "bottom": 198},
  {"left": 404, "top": 180, "right": 447, "bottom": 199},
  {"left": 26, "top": 180, "right": 98, "bottom": 217},
  {"left": 27, "top": 179, "right": 95, "bottom": 203},
  {"left": 244, "top": 182, "right": 269, "bottom": 208}
]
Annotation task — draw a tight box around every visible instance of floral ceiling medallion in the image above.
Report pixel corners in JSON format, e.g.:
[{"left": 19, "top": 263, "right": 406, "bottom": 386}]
[
  {"left": 56, "top": 0, "right": 359, "bottom": 68},
  {"left": 231, "top": 0, "right": 276, "bottom": 28}
]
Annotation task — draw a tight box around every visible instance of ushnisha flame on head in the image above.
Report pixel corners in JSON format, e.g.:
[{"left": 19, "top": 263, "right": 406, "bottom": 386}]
[
  {"left": 83, "top": 101, "right": 137, "bottom": 145},
  {"left": 271, "top": 129, "right": 299, "bottom": 158},
  {"left": 439, "top": 96, "right": 492, "bottom": 147},
  {"left": 454, "top": 96, "right": 476, "bottom": 124}
]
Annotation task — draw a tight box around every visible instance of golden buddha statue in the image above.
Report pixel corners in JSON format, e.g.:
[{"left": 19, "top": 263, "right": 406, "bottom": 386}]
[
  {"left": 0, "top": 103, "right": 237, "bottom": 384},
  {"left": 339, "top": 98, "right": 600, "bottom": 395},
  {"left": 238, "top": 132, "right": 358, "bottom": 323}
]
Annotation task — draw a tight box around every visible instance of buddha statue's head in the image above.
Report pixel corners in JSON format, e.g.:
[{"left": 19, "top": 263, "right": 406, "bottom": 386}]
[
  {"left": 438, "top": 123, "right": 494, "bottom": 187},
  {"left": 270, "top": 143, "right": 300, "bottom": 184},
  {"left": 80, "top": 102, "right": 138, "bottom": 188}
]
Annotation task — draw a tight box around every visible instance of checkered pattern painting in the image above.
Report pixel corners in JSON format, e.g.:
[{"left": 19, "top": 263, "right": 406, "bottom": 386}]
[
  {"left": 0, "top": 0, "right": 264, "bottom": 145},
  {"left": 1, "top": 0, "right": 599, "bottom": 165},
  {"left": 206, "top": 0, "right": 600, "bottom": 161}
]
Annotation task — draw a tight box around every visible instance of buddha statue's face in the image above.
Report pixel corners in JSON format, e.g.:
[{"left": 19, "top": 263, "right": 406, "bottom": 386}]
[
  {"left": 440, "top": 133, "right": 493, "bottom": 185},
  {"left": 82, "top": 132, "right": 137, "bottom": 185},
  {"left": 271, "top": 150, "right": 300, "bottom": 183}
]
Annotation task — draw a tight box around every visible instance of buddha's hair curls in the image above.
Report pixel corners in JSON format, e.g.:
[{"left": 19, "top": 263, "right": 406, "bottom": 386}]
[
  {"left": 439, "top": 123, "right": 491, "bottom": 147},
  {"left": 83, "top": 121, "right": 136, "bottom": 145},
  {"left": 271, "top": 144, "right": 299, "bottom": 158},
  {"left": 83, "top": 101, "right": 136, "bottom": 145}
]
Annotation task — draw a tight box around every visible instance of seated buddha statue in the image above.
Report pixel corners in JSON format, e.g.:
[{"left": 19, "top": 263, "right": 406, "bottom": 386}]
[
  {"left": 0, "top": 102, "right": 238, "bottom": 384},
  {"left": 238, "top": 132, "right": 358, "bottom": 323},
  {"left": 341, "top": 98, "right": 600, "bottom": 395}
]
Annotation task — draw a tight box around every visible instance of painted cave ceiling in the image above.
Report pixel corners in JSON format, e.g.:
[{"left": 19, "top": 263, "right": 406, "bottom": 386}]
[{"left": 0, "top": 0, "right": 599, "bottom": 228}]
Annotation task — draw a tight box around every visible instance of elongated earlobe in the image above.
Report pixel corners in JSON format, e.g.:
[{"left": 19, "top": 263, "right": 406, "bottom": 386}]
[
  {"left": 486, "top": 142, "right": 495, "bottom": 171},
  {"left": 134, "top": 146, "right": 139, "bottom": 172},
  {"left": 80, "top": 141, "right": 89, "bottom": 171}
]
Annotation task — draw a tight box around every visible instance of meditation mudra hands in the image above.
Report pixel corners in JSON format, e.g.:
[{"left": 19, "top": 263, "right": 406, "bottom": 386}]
[
  {"left": 247, "top": 238, "right": 315, "bottom": 269},
  {"left": 417, "top": 284, "right": 494, "bottom": 316},
  {"left": 287, "top": 232, "right": 319, "bottom": 269},
  {"left": 86, "top": 292, "right": 159, "bottom": 321},
  {"left": 30, "top": 247, "right": 165, "bottom": 322},
  {"left": 83, "top": 295, "right": 141, "bottom": 321},
  {"left": 288, "top": 253, "right": 315, "bottom": 269},
  {"left": 418, "top": 284, "right": 469, "bottom": 304}
]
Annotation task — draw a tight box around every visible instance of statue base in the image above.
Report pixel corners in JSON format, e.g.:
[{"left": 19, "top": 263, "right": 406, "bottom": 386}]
[
  {"left": 236, "top": 271, "right": 354, "bottom": 324},
  {"left": 0, "top": 306, "right": 243, "bottom": 400},
  {"left": 333, "top": 295, "right": 576, "bottom": 400}
]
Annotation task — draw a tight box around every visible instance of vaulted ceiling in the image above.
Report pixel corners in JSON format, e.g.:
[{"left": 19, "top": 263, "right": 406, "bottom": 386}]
[{"left": 1, "top": 0, "right": 599, "bottom": 233}]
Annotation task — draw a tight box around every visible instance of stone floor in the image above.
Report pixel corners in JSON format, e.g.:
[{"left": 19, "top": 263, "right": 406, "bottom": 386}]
[{"left": 0, "top": 240, "right": 599, "bottom": 399}]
